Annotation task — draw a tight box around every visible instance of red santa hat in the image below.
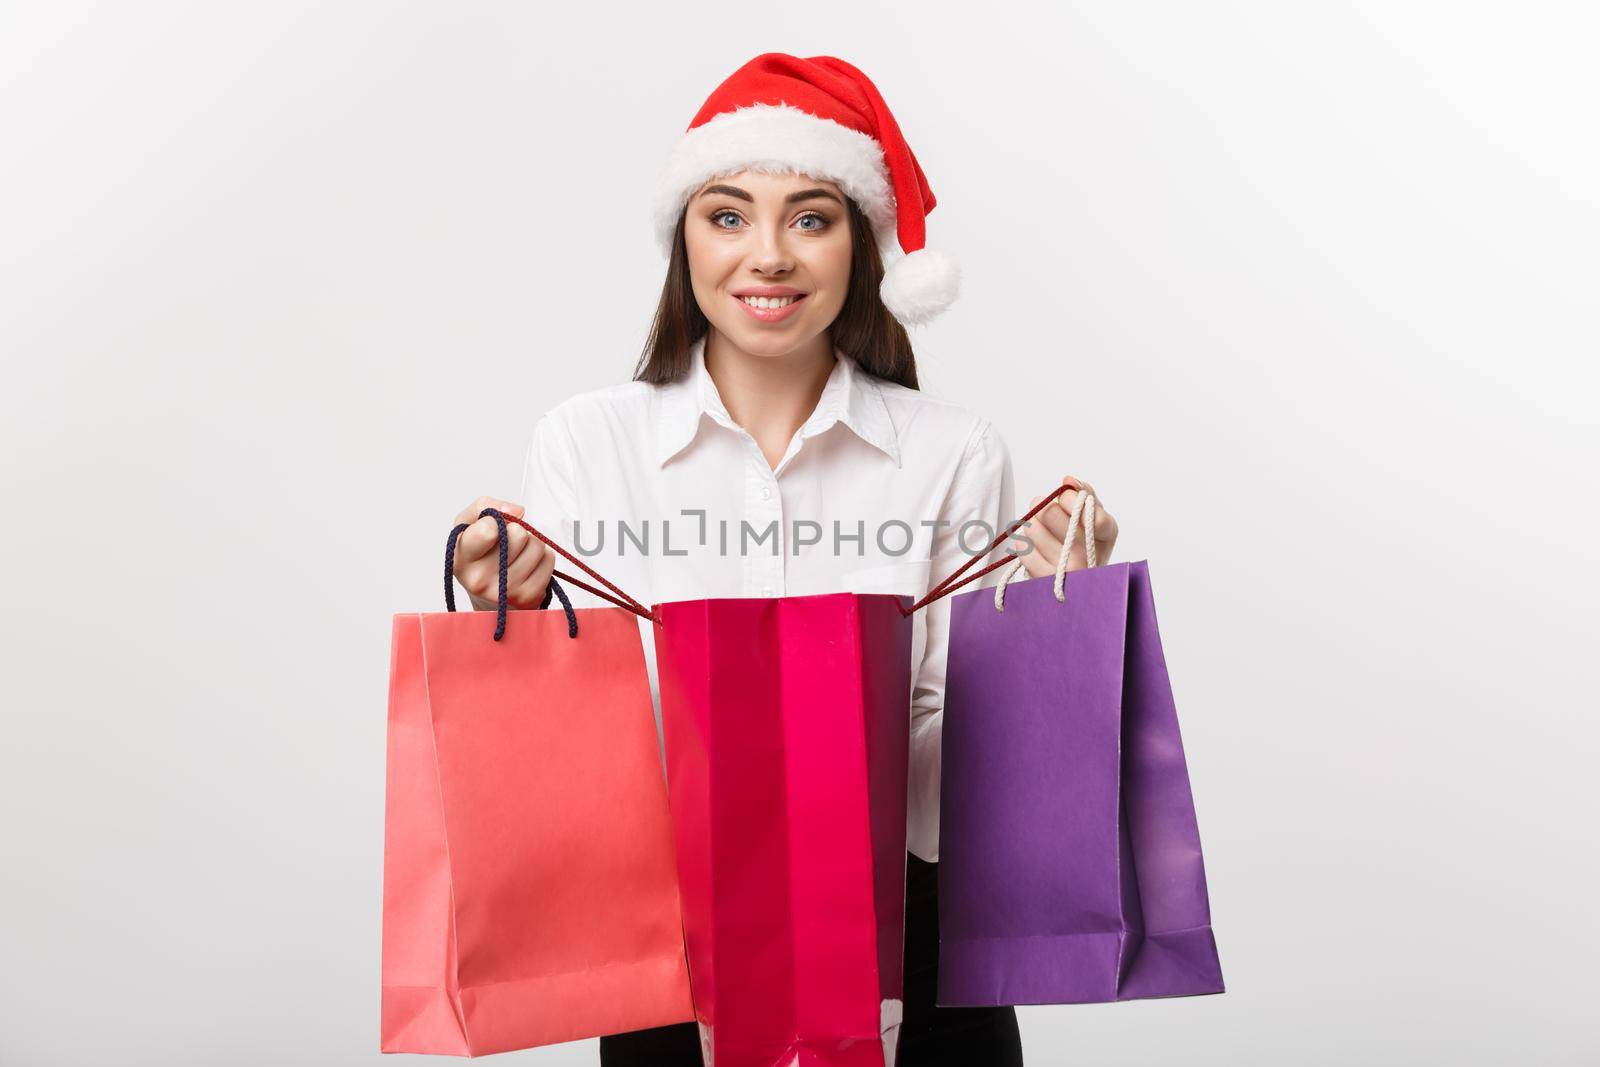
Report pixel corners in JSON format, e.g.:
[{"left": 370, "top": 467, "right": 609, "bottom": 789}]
[{"left": 651, "top": 53, "right": 960, "bottom": 328}]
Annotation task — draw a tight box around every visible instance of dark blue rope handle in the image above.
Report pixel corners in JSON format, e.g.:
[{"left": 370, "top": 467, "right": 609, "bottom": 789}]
[{"left": 444, "top": 508, "right": 579, "bottom": 640}]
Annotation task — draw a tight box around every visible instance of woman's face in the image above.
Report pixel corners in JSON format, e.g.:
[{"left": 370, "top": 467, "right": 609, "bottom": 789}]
[{"left": 683, "top": 169, "right": 854, "bottom": 359}]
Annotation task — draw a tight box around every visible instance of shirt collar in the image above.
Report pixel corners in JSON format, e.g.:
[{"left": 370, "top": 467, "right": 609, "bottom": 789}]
[{"left": 654, "top": 335, "right": 902, "bottom": 469}]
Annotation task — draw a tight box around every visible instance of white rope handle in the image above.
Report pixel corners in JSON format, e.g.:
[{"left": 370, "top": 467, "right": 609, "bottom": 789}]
[{"left": 994, "top": 487, "right": 1097, "bottom": 611}]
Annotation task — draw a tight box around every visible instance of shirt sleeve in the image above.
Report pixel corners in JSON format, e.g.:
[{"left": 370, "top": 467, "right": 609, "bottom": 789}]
[
  {"left": 906, "top": 417, "right": 1018, "bottom": 863},
  {"left": 517, "top": 410, "right": 588, "bottom": 611}
]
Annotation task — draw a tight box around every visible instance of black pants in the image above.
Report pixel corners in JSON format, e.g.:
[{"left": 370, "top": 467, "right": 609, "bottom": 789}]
[{"left": 599, "top": 851, "right": 1023, "bottom": 1065}]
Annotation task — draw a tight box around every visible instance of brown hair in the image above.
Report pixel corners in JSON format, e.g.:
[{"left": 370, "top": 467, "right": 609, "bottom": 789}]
[{"left": 632, "top": 194, "right": 920, "bottom": 389}]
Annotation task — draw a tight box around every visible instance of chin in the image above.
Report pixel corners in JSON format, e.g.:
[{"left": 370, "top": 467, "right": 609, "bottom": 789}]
[{"left": 721, "top": 322, "right": 821, "bottom": 359}]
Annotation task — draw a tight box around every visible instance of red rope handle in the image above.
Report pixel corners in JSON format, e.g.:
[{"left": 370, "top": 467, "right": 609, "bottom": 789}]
[
  {"left": 899, "top": 480, "right": 1079, "bottom": 617},
  {"left": 499, "top": 513, "right": 659, "bottom": 624}
]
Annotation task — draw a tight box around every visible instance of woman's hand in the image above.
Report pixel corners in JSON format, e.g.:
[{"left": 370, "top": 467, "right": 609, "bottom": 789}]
[
  {"left": 451, "top": 497, "right": 556, "bottom": 611},
  {"left": 1014, "top": 476, "right": 1119, "bottom": 578}
]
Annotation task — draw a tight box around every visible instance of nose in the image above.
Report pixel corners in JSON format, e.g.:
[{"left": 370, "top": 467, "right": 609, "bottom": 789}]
[{"left": 748, "top": 221, "right": 795, "bottom": 275}]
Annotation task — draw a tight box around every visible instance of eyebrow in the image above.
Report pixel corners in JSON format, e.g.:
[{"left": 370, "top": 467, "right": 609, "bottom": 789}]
[{"left": 695, "top": 183, "right": 845, "bottom": 207}]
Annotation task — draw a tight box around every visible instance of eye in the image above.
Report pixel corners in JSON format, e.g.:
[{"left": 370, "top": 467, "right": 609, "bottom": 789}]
[
  {"left": 710, "top": 209, "right": 742, "bottom": 230},
  {"left": 795, "top": 212, "right": 830, "bottom": 232}
]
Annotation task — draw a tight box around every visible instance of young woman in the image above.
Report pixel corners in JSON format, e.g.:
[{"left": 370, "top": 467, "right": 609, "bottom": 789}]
[{"left": 449, "top": 54, "right": 1118, "bottom": 1066}]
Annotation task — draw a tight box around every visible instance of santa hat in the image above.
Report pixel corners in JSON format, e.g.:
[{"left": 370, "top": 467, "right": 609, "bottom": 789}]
[{"left": 651, "top": 53, "right": 960, "bottom": 328}]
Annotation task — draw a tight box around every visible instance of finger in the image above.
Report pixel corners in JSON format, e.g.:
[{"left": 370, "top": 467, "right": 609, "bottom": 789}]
[
  {"left": 1029, "top": 493, "right": 1071, "bottom": 542},
  {"left": 1047, "top": 475, "right": 1082, "bottom": 514},
  {"left": 1014, "top": 517, "right": 1065, "bottom": 580},
  {"left": 515, "top": 543, "right": 566, "bottom": 607},
  {"left": 453, "top": 514, "right": 506, "bottom": 566},
  {"left": 1051, "top": 477, "right": 1109, "bottom": 532},
  {"left": 1037, "top": 479, "right": 1083, "bottom": 515},
  {"left": 1091, "top": 504, "right": 1118, "bottom": 544},
  {"left": 464, "top": 537, "right": 541, "bottom": 606},
  {"left": 504, "top": 531, "right": 546, "bottom": 589},
  {"left": 1066, "top": 482, "right": 1116, "bottom": 545},
  {"left": 503, "top": 522, "right": 534, "bottom": 567},
  {"left": 450, "top": 495, "right": 492, "bottom": 526},
  {"left": 453, "top": 495, "right": 524, "bottom": 525},
  {"left": 477, "top": 526, "right": 543, "bottom": 593},
  {"left": 454, "top": 513, "right": 527, "bottom": 598}
]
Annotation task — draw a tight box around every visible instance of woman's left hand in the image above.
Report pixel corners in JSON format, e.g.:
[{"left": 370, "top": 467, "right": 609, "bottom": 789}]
[{"left": 1015, "top": 475, "right": 1119, "bottom": 578}]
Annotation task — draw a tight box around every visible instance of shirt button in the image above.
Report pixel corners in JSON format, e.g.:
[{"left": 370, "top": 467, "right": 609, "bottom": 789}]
[{"left": 760, "top": 487, "right": 771, "bottom": 500}]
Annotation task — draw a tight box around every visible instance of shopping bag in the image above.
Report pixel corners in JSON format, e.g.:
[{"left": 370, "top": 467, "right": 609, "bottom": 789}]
[
  {"left": 653, "top": 592, "right": 914, "bottom": 1067},
  {"left": 932, "top": 486, "right": 1224, "bottom": 1005},
  {"left": 381, "top": 509, "right": 694, "bottom": 1056}
]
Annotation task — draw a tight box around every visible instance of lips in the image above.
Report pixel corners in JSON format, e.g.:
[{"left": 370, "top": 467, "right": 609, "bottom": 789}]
[{"left": 733, "top": 291, "right": 808, "bottom": 324}]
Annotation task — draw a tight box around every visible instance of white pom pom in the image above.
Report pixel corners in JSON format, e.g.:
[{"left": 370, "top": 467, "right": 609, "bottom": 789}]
[{"left": 880, "top": 247, "right": 961, "bottom": 327}]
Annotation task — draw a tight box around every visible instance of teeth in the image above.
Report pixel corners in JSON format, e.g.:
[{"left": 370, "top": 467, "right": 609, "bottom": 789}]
[{"left": 739, "top": 295, "right": 799, "bottom": 309}]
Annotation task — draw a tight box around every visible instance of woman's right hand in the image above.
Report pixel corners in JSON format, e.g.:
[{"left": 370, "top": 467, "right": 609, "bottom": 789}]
[{"left": 451, "top": 497, "right": 555, "bottom": 611}]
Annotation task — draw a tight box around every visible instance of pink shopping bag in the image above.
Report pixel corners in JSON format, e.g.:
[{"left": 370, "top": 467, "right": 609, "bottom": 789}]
[
  {"left": 381, "top": 509, "right": 694, "bottom": 1056},
  {"left": 653, "top": 592, "right": 914, "bottom": 1067}
]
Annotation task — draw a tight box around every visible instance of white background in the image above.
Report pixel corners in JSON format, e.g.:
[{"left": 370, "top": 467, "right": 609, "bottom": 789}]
[{"left": 3, "top": 2, "right": 1596, "bottom": 1064}]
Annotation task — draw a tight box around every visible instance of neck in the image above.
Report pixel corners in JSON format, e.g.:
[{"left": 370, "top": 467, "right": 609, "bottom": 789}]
[{"left": 704, "top": 329, "right": 837, "bottom": 470}]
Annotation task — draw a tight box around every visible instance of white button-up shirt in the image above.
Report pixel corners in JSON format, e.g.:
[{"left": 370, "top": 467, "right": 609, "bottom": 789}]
[{"left": 518, "top": 334, "right": 1016, "bottom": 862}]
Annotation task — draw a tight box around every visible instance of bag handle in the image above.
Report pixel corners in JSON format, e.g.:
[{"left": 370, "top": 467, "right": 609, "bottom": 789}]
[
  {"left": 448, "top": 511, "right": 579, "bottom": 643},
  {"left": 992, "top": 486, "right": 1097, "bottom": 612},
  {"left": 446, "top": 507, "right": 656, "bottom": 630},
  {"left": 445, "top": 508, "right": 579, "bottom": 639},
  {"left": 901, "top": 480, "right": 1081, "bottom": 617}
]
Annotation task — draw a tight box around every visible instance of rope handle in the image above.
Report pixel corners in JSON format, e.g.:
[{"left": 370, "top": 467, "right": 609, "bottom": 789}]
[
  {"left": 441, "top": 485, "right": 1097, "bottom": 628},
  {"left": 993, "top": 485, "right": 1096, "bottom": 611},
  {"left": 445, "top": 509, "right": 579, "bottom": 639},
  {"left": 448, "top": 507, "right": 657, "bottom": 626},
  {"left": 900, "top": 480, "right": 1082, "bottom": 617}
]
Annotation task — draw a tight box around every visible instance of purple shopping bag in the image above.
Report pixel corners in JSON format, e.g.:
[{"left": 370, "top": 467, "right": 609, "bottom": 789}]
[{"left": 933, "top": 495, "right": 1224, "bottom": 1005}]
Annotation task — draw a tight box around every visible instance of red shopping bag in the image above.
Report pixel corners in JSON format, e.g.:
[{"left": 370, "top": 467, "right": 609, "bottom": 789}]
[
  {"left": 653, "top": 592, "right": 914, "bottom": 1067},
  {"left": 380, "top": 510, "right": 693, "bottom": 1056}
]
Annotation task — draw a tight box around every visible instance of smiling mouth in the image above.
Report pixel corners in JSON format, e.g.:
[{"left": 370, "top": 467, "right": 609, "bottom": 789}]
[
  {"left": 736, "top": 294, "right": 807, "bottom": 309},
  {"left": 733, "top": 292, "right": 809, "bottom": 323}
]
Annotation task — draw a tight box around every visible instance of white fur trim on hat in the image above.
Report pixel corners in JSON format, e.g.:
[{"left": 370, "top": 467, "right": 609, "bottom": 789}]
[
  {"left": 880, "top": 247, "right": 960, "bottom": 327},
  {"left": 651, "top": 102, "right": 899, "bottom": 257}
]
